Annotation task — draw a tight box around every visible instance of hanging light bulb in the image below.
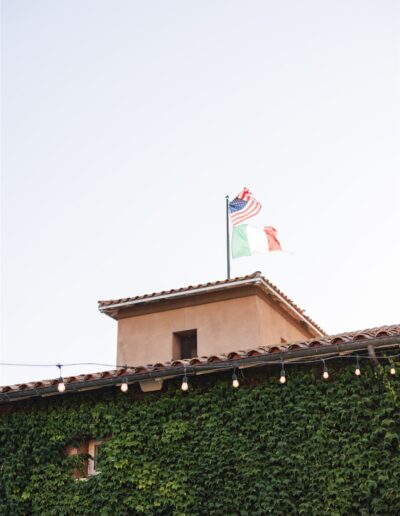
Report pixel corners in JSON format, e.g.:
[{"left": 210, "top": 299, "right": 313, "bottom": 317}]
[
  {"left": 322, "top": 361, "right": 329, "bottom": 380},
  {"left": 232, "top": 371, "right": 239, "bottom": 389},
  {"left": 181, "top": 375, "right": 189, "bottom": 391},
  {"left": 56, "top": 364, "right": 65, "bottom": 392},
  {"left": 355, "top": 357, "right": 361, "bottom": 376},
  {"left": 390, "top": 366, "right": 396, "bottom": 376},
  {"left": 57, "top": 378, "right": 66, "bottom": 392},
  {"left": 120, "top": 378, "right": 128, "bottom": 392},
  {"left": 279, "top": 363, "right": 286, "bottom": 384}
]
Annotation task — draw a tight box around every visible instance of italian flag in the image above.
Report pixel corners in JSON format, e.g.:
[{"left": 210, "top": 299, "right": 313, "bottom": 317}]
[{"left": 232, "top": 224, "right": 282, "bottom": 258}]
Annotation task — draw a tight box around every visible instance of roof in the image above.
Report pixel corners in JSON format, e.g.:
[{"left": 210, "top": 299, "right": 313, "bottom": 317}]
[
  {"left": 1, "top": 324, "right": 399, "bottom": 403},
  {"left": 98, "top": 271, "right": 325, "bottom": 336}
]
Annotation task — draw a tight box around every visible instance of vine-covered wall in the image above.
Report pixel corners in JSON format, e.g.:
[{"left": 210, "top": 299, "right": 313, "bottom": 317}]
[{"left": 1, "top": 364, "right": 399, "bottom": 515}]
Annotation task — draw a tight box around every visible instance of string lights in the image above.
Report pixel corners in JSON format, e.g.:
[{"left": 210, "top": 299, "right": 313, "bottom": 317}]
[
  {"left": 322, "top": 360, "right": 329, "bottom": 380},
  {"left": 120, "top": 378, "right": 129, "bottom": 392},
  {"left": 232, "top": 370, "right": 239, "bottom": 389},
  {"left": 0, "top": 351, "right": 398, "bottom": 398},
  {"left": 279, "top": 362, "right": 286, "bottom": 384},
  {"left": 56, "top": 364, "right": 66, "bottom": 393},
  {"left": 181, "top": 369, "right": 189, "bottom": 391},
  {"left": 355, "top": 356, "right": 361, "bottom": 376}
]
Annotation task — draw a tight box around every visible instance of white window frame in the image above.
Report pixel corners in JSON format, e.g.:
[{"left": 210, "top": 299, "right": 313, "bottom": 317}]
[{"left": 87, "top": 439, "right": 103, "bottom": 476}]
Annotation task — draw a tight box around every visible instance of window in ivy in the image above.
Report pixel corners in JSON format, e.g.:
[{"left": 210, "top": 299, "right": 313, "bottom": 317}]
[
  {"left": 67, "top": 438, "right": 106, "bottom": 479},
  {"left": 88, "top": 440, "right": 103, "bottom": 476}
]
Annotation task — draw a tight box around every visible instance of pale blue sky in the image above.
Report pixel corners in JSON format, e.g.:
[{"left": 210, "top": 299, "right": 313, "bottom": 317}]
[{"left": 1, "top": 0, "right": 399, "bottom": 386}]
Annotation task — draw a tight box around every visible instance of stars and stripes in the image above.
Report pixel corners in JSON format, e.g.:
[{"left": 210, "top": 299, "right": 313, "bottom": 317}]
[{"left": 228, "top": 187, "right": 262, "bottom": 226}]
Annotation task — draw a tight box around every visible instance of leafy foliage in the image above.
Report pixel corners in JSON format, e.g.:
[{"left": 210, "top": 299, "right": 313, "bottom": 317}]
[{"left": 0, "top": 363, "right": 399, "bottom": 515}]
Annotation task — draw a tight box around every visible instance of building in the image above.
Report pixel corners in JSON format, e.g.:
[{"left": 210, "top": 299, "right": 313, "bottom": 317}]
[{"left": 1, "top": 273, "right": 399, "bottom": 515}]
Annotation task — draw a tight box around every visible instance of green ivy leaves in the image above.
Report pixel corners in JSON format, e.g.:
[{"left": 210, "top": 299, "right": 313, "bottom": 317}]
[{"left": 0, "top": 363, "right": 399, "bottom": 515}]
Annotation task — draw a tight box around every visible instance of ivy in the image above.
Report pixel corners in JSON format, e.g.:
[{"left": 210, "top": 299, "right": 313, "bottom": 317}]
[{"left": 0, "top": 363, "right": 399, "bottom": 515}]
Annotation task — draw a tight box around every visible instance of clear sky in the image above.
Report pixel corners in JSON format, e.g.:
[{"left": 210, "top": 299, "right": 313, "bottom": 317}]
[{"left": 1, "top": 0, "right": 399, "bottom": 386}]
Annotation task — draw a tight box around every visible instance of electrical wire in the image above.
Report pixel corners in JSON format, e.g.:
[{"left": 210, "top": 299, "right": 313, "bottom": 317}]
[
  {"left": 0, "top": 362, "right": 118, "bottom": 367},
  {"left": 1, "top": 352, "right": 399, "bottom": 372}
]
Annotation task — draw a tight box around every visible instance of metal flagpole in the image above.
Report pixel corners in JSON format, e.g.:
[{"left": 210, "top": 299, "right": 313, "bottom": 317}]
[{"left": 225, "top": 195, "right": 231, "bottom": 279}]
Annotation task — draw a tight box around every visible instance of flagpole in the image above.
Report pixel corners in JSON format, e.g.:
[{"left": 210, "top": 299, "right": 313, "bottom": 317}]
[{"left": 225, "top": 195, "right": 231, "bottom": 279}]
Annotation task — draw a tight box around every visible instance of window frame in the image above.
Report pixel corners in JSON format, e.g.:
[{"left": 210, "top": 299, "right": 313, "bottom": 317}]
[{"left": 87, "top": 439, "right": 103, "bottom": 476}]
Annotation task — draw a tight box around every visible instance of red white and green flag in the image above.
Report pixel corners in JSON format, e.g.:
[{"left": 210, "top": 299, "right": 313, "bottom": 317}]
[{"left": 232, "top": 224, "right": 282, "bottom": 258}]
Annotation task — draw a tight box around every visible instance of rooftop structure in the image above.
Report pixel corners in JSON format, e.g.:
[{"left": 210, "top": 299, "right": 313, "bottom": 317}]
[{"left": 98, "top": 272, "right": 325, "bottom": 367}]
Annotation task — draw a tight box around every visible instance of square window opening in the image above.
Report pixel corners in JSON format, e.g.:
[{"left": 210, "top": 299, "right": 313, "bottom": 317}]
[{"left": 173, "top": 330, "right": 197, "bottom": 360}]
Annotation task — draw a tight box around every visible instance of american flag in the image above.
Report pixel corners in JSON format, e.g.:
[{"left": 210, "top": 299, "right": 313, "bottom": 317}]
[{"left": 229, "top": 187, "right": 262, "bottom": 226}]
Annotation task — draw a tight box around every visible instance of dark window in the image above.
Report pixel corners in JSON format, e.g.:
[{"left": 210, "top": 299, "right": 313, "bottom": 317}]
[{"left": 174, "top": 330, "right": 197, "bottom": 359}]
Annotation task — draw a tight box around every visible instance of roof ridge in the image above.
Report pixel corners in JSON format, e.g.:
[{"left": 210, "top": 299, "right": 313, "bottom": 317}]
[{"left": 98, "top": 271, "right": 262, "bottom": 305}]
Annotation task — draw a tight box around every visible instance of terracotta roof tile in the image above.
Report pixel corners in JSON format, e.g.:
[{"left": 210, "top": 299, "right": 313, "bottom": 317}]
[
  {"left": 98, "top": 271, "right": 325, "bottom": 336},
  {"left": 98, "top": 272, "right": 260, "bottom": 307}
]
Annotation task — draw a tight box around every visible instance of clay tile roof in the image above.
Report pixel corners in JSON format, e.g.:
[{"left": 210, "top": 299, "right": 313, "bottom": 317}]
[
  {"left": 1, "top": 324, "right": 399, "bottom": 401},
  {"left": 133, "top": 366, "right": 148, "bottom": 373},
  {"left": 170, "top": 360, "right": 187, "bottom": 367},
  {"left": 188, "top": 358, "right": 202, "bottom": 365},
  {"left": 268, "top": 346, "right": 284, "bottom": 354},
  {"left": 376, "top": 330, "right": 389, "bottom": 337},
  {"left": 98, "top": 271, "right": 261, "bottom": 308},
  {"left": 287, "top": 343, "right": 308, "bottom": 351},
  {"left": 97, "top": 271, "right": 325, "bottom": 336},
  {"left": 153, "top": 362, "right": 167, "bottom": 370}
]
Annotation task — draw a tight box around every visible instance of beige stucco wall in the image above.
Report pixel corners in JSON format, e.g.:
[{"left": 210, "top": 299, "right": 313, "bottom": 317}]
[
  {"left": 117, "top": 294, "right": 311, "bottom": 366},
  {"left": 257, "top": 296, "right": 312, "bottom": 345}
]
